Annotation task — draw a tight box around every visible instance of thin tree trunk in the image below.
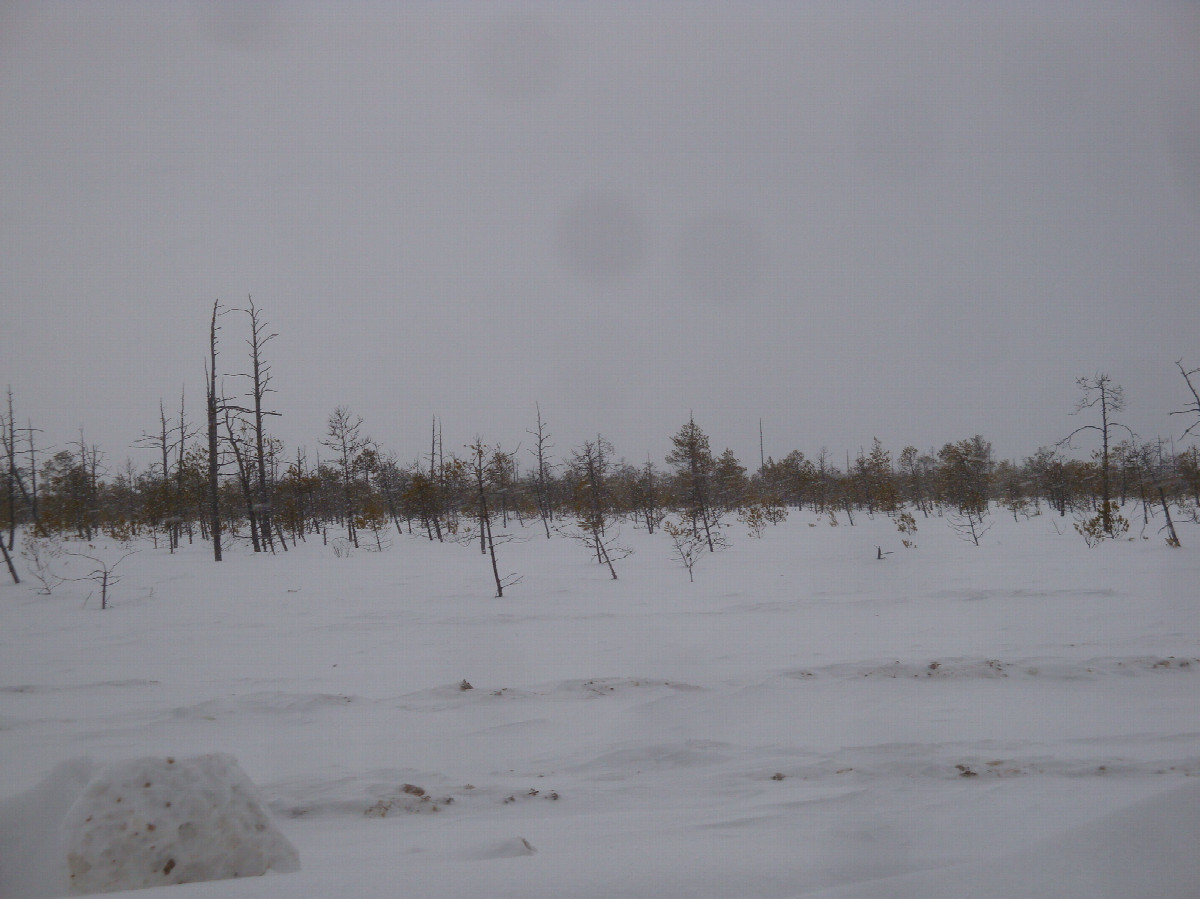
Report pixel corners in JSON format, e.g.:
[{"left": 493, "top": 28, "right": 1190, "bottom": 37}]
[
  {"left": 246, "top": 298, "right": 280, "bottom": 553},
  {"left": 225, "top": 416, "right": 260, "bottom": 552},
  {"left": 208, "top": 301, "right": 224, "bottom": 561},
  {"left": 1160, "top": 487, "right": 1181, "bottom": 547},
  {"left": 4, "top": 388, "right": 16, "bottom": 551},
  {"left": 0, "top": 535, "right": 18, "bottom": 584},
  {"left": 434, "top": 415, "right": 448, "bottom": 537}
]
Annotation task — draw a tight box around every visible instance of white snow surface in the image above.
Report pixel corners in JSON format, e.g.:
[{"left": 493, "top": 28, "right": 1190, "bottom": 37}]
[{"left": 1, "top": 510, "right": 1197, "bottom": 897}]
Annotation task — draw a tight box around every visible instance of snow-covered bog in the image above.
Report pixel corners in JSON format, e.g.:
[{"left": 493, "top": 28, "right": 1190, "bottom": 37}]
[
  {"left": 61, "top": 754, "right": 298, "bottom": 894},
  {"left": 1, "top": 511, "right": 1198, "bottom": 897}
]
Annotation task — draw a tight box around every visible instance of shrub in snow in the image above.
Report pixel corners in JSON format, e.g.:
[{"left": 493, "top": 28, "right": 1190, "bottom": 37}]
[
  {"left": 62, "top": 753, "right": 299, "bottom": 895},
  {"left": 63, "top": 543, "right": 139, "bottom": 610},
  {"left": 662, "top": 518, "right": 707, "bottom": 582},
  {"left": 1074, "top": 501, "right": 1130, "bottom": 547},
  {"left": 20, "top": 531, "right": 65, "bottom": 594},
  {"left": 737, "top": 502, "right": 787, "bottom": 538}
]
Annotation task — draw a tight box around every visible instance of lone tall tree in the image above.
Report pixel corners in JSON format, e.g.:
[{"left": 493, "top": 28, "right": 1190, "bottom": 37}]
[
  {"left": 205, "top": 300, "right": 227, "bottom": 561},
  {"left": 234, "top": 297, "right": 283, "bottom": 552},
  {"left": 1061, "top": 373, "right": 1134, "bottom": 536},
  {"left": 321, "top": 406, "right": 370, "bottom": 547},
  {"left": 527, "top": 404, "right": 555, "bottom": 538}
]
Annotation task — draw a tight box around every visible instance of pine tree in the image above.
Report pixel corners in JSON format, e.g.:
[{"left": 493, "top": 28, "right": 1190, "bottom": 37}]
[{"left": 665, "top": 415, "right": 720, "bottom": 551}]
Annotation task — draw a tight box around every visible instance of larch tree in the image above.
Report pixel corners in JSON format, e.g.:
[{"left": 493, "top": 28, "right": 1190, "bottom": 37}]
[
  {"left": 855, "top": 438, "right": 898, "bottom": 515},
  {"left": 563, "top": 435, "right": 629, "bottom": 579},
  {"left": 898, "top": 445, "right": 929, "bottom": 516},
  {"left": 135, "top": 393, "right": 193, "bottom": 552},
  {"left": 321, "top": 406, "right": 371, "bottom": 548},
  {"left": 373, "top": 449, "right": 407, "bottom": 537},
  {"left": 665, "top": 415, "right": 720, "bottom": 551},
  {"left": 1060, "top": 373, "right": 1135, "bottom": 537},
  {"left": 633, "top": 458, "right": 665, "bottom": 534},
  {"left": 71, "top": 431, "right": 103, "bottom": 541},
  {"left": 938, "top": 435, "right": 994, "bottom": 545},
  {"left": 713, "top": 448, "right": 748, "bottom": 512},
  {"left": 460, "top": 439, "right": 520, "bottom": 597}
]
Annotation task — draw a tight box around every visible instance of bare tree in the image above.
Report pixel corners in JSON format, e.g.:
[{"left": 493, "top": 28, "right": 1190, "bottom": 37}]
[
  {"left": 223, "top": 410, "right": 262, "bottom": 551},
  {"left": 20, "top": 530, "right": 61, "bottom": 592},
  {"left": 527, "top": 404, "right": 556, "bottom": 538},
  {"left": 321, "top": 406, "right": 371, "bottom": 548},
  {"left": 1, "top": 537, "right": 17, "bottom": 583},
  {"left": 1172, "top": 359, "right": 1200, "bottom": 442},
  {"left": 3, "top": 387, "right": 15, "bottom": 550},
  {"left": 204, "top": 300, "right": 237, "bottom": 561},
  {"left": 65, "top": 543, "right": 138, "bottom": 610},
  {"left": 373, "top": 449, "right": 407, "bottom": 536},
  {"left": 663, "top": 518, "right": 705, "bottom": 582},
  {"left": 2, "top": 391, "right": 45, "bottom": 541},
  {"left": 459, "top": 440, "right": 521, "bottom": 597},
  {"left": 229, "top": 297, "right": 283, "bottom": 552},
  {"left": 424, "top": 417, "right": 445, "bottom": 542},
  {"left": 1060, "top": 373, "right": 1135, "bottom": 537},
  {"left": 136, "top": 396, "right": 190, "bottom": 551},
  {"left": 84, "top": 435, "right": 103, "bottom": 539}
]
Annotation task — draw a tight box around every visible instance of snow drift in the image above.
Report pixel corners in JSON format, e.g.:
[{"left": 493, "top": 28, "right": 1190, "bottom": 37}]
[
  {"left": 0, "top": 754, "right": 298, "bottom": 897},
  {"left": 805, "top": 778, "right": 1200, "bottom": 898},
  {"left": 1, "top": 511, "right": 1197, "bottom": 896}
]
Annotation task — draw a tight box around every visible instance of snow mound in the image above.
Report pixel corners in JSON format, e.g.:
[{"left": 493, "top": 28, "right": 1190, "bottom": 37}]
[{"left": 62, "top": 753, "right": 299, "bottom": 895}]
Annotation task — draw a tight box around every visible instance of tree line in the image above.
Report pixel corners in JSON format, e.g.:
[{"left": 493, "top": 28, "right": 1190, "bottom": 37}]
[{"left": 4, "top": 304, "right": 1200, "bottom": 586}]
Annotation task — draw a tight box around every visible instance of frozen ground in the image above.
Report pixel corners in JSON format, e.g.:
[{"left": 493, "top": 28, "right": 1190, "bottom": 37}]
[{"left": 1, "top": 508, "right": 1197, "bottom": 897}]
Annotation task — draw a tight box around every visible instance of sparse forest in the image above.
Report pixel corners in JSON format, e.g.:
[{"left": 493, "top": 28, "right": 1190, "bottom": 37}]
[{"left": 4, "top": 307, "right": 1199, "bottom": 593}]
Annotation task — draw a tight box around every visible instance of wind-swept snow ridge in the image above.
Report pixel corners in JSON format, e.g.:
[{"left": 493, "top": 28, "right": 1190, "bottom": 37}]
[{"left": 801, "top": 779, "right": 1200, "bottom": 898}]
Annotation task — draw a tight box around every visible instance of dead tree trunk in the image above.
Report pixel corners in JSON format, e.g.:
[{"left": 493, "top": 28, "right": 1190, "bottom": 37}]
[
  {"left": 1159, "top": 486, "right": 1181, "bottom": 547},
  {"left": 0, "top": 533, "right": 17, "bottom": 584},
  {"left": 243, "top": 297, "right": 282, "bottom": 553},
  {"left": 207, "top": 300, "right": 225, "bottom": 561}
]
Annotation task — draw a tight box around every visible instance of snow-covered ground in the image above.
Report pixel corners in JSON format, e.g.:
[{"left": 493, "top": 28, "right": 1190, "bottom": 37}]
[{"left": 1, "top": 508, "right": 1197, "bottom": 897}]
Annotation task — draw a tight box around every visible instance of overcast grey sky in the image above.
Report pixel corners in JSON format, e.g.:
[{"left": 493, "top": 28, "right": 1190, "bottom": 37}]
[{"left": 3, "top": 1, "right": 1199, "bottom": 472}]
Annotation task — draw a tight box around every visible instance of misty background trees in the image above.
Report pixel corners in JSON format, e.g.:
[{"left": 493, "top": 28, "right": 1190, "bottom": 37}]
[{"left": 4, "top": 310, "right": 1199, "bottom": 591}]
